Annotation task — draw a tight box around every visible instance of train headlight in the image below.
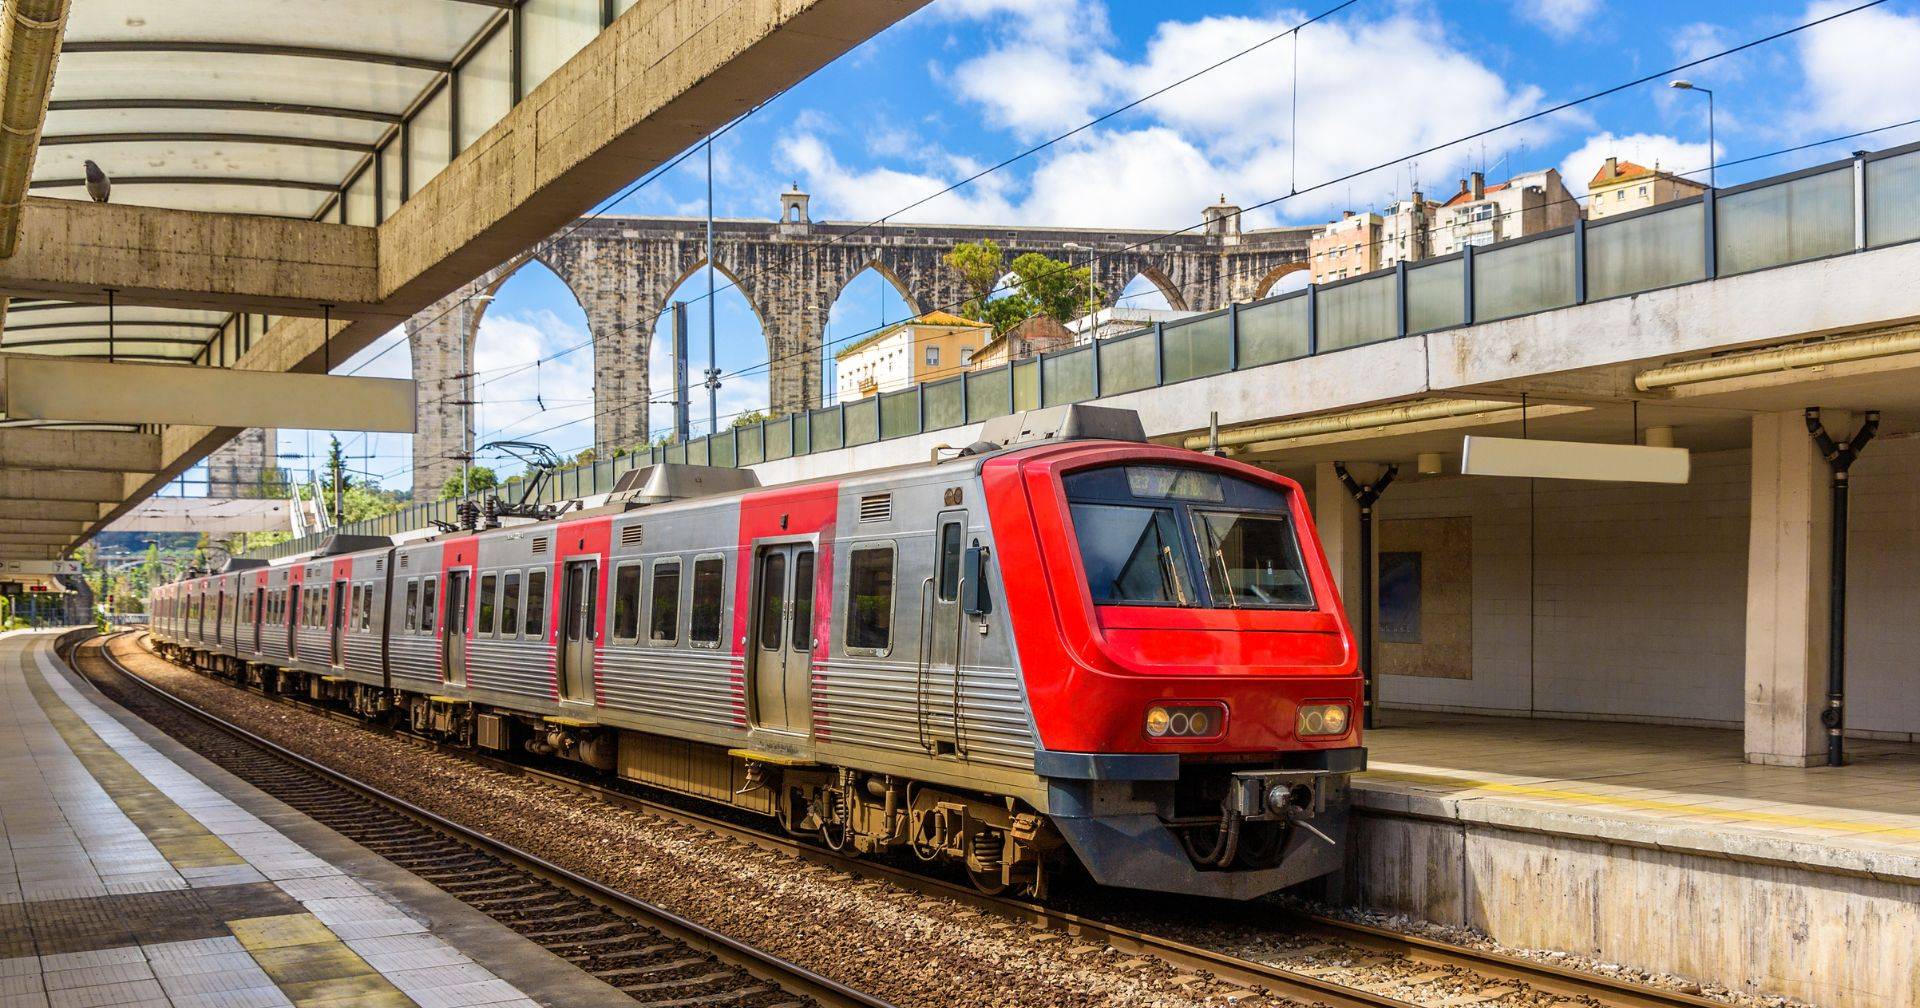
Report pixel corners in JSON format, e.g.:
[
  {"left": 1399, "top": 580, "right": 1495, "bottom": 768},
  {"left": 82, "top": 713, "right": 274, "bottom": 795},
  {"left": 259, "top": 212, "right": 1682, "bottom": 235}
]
[
  {"left": 1145, "top": 703, "right": 1225, "bottom": 740},
  {"left": 1296, "top": 703, "right": 1351, "bottom": 737}
]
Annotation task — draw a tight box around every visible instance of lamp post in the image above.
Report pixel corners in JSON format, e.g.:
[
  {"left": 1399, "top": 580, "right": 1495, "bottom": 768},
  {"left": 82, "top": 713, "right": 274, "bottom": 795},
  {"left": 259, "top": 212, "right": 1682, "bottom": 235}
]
[
  {"left": 1061, "top": 241, "right": 1097, "bottom": 341},
  {"left": 1668, "top": 80, "right": 1715, "bottom": 189}
]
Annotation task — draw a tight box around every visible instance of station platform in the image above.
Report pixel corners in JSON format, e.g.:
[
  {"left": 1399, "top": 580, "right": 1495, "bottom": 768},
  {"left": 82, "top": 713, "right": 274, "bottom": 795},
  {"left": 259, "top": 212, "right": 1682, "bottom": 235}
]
[
  {"left": 0, "top": 630, "right": 628, "bottom": 1008},
  {"left": 1347, "top": 712, "right": 1920, "bottom": 1008}
]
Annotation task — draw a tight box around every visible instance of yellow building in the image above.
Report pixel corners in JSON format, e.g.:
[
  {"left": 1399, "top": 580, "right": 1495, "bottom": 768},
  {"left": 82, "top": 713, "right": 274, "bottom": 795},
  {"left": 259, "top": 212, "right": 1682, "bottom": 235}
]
[
  {"left": 833, "top": 310, "right": 990, "bottom": 400},
  {"left": 1587, "top": 157, "right": 1709, "bottom": 220}
]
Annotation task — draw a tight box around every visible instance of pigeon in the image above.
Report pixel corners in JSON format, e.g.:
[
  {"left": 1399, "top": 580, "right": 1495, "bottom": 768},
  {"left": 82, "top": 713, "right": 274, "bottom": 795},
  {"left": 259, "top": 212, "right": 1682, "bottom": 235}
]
[{"left": 82, "top": 160, "right": 109, "bottom": 203}]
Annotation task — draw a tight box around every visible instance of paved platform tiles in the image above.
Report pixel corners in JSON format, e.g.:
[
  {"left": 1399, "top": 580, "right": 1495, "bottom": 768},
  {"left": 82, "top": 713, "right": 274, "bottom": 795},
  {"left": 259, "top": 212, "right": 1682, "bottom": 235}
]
[
  {"left": 1357, "top": 711, "right": 1920, "bottom": 877},
  {"left": 0, "top": 631, "right": 630, "bottom": 1008}
]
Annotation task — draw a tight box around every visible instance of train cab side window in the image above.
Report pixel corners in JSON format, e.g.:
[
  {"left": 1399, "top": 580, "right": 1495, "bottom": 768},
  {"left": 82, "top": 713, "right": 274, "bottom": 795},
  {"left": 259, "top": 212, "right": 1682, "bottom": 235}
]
[
  {"left": 404, "top": 581, "right": 419, "bottom": 631},
  {"left": 649, "top": 560, "right": 681, "bottom": 644},
  {"left": 361, "top": 587, "right": 373, "bottom": 631},
  {"left": 478, "top": 574, "right": 498, "bottom": 637},
  {"left": 501, "top": 572, "right": 522, "bottom": 638},
  {"left": 524, "top": 570, "right": 547, "bottom": 638},
  {"left": 845, "top": 545, "right": 895, "bottom": 651},
  {"left": 421, "top": 578, "right": 437, "bottom": 634},
  {"left": 689, "top": 557, "right": 724, "bottom": 647},
  {"left": 613, "top": 564, "right": 643, "bottom": 641},
  {"left": 936, "top": 521, "right": 963, "bottom": 602}
]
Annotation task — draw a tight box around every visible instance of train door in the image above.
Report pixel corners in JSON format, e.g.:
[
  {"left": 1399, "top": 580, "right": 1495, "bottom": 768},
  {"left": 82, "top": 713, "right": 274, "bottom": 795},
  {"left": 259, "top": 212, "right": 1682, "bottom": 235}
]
[
  {"left": 919, "top": 511, "right": 968, "bottom": 756},
  {"left": 749, "top": 543, "right": 815, "bottom": 734},
  {"left": 214, "top": 590, "right": 226, "bottom": 646},
  {"left": 557, "top": 559, "right": 598, "bottom": 703},
  {"left": 329, "top": 579, "right": 347, "bottom": 667},
  {"left": 287, "top": 584, "right": 301, "bottom": 657},
  {"left": 443, "top": 570, "right": 469, "bottom": 685},
  {"left": 252, "top": 587, "right": 265, "bottom": 651}
]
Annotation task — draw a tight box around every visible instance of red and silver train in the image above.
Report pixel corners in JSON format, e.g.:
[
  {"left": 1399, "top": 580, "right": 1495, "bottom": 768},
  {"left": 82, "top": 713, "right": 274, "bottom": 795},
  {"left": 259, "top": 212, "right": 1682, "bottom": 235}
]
[{"left": 151, "top": 407, "right": 1363, "bottom": 899}]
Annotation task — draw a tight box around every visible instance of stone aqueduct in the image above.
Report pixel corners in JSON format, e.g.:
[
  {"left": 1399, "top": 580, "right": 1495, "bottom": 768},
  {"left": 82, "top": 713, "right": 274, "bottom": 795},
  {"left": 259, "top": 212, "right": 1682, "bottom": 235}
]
[{"left": 221, "top": 191, "right": 1317, "bottom": 496}]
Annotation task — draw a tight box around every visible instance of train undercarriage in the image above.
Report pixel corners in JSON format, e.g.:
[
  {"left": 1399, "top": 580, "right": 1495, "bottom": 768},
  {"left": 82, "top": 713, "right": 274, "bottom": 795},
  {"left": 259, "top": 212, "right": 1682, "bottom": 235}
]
[{"left": 156, "top": 640, "right": 1067, "bottom": 897}]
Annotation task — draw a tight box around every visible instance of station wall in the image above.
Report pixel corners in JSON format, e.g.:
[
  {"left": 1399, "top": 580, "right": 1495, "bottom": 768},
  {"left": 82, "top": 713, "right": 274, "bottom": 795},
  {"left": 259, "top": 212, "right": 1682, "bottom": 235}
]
[{"left": 1325, "top": 439, "right": 1920, "bottom": 739}]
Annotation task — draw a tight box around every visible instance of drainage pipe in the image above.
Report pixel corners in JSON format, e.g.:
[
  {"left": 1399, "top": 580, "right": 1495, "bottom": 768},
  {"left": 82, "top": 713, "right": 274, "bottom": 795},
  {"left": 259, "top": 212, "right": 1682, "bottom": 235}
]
[
  {"left": 1182, "top": 398, "right": 1516, "bottom": 452},
  {"left": 1805, "top": 407, "right": 1878, "bottom": 767},
  {"left": 0, "top": 0, "right": 70, "bottom": 258},
  {"left": 1334, "top": 462, "right": 1397, "bottom": 730},
  {"left": 1636, "top": 329, "right": 1920, "bottom": 391}
]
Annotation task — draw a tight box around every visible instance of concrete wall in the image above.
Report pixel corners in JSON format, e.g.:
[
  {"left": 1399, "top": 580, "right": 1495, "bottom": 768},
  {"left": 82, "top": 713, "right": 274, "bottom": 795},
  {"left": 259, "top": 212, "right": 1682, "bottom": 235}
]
[{"left": 1320, "top": 440, "right": 1920, "bottom": 739}]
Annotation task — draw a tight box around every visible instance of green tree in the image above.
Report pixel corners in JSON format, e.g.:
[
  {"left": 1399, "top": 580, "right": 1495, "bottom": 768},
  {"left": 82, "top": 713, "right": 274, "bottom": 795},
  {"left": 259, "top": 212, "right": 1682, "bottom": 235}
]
[
  {"left": 943, "top": 239, "right": 1005, "bottom": 311},
  {"left": 942, "top": 242, "right": 1103, "bottom": 334},
  {"left": 250, "top": 466, "right": 293, "bottom": 500},
  {"left": 439, "top": 465, "right": 498, "bottom": 500},
  {"left": 1005, "top": 251, "right": 1102, "bottom": 326},
  {"left": 730, "top": 410, "right": 769, "bottom": 429}
]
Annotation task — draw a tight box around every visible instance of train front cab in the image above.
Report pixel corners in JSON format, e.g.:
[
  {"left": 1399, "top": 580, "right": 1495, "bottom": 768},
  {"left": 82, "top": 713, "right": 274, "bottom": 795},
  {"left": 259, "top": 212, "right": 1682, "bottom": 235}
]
[{"left": 986, "top": 443, "right": 1364, "bottom": 900}]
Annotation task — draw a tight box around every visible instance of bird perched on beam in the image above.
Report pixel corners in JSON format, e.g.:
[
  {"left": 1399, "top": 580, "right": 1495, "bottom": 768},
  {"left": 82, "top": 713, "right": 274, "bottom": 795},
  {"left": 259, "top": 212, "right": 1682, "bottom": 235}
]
[{"left": 83, "top": 160, "right": 110, "bottom": 203}]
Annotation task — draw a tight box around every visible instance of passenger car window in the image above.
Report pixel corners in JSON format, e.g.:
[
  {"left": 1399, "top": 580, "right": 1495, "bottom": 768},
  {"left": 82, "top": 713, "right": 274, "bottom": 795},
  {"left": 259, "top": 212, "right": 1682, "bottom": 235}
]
[
  {"left": 846, "top": 545, "right": 894, "bottom": 651},
  {"left": 524, "top": 570, "right": 547, "bottom": 637},
  {"left": 936, "top": 521, "right": 963, "bottom": 602},
  {"left": 613, "top": 564, "right": 643, "bottom": 640},
  {"left": 501, "top": 572, "right": 522, "bottom": 637},
  {"left": 478, "top": 574, "right": 498, "bottom": 636},
  {"left": 649, "top": 561, "right": 681, "bottom": 643},
  {"left": 420, "top": 578, "right": 437, "bottom": 633},
  {"left": 689, "top": 557, "right": 723, "bottom": 646}
]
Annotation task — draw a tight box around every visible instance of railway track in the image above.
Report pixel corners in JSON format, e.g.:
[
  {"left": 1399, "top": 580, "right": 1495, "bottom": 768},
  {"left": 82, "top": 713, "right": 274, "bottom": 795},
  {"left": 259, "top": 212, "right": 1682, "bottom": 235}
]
[
  {"left": 66, "top": 633, "right": 894, "bottom": 1008},
  {"left": 103, "top": 632, "right": 1734, "bottom": 1008}
]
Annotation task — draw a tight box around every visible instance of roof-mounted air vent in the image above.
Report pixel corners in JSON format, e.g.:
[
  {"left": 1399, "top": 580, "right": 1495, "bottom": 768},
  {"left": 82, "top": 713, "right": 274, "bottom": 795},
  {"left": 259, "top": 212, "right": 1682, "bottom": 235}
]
[{"left": 968, "top": 405, "right": 1146, "bottom": 454}]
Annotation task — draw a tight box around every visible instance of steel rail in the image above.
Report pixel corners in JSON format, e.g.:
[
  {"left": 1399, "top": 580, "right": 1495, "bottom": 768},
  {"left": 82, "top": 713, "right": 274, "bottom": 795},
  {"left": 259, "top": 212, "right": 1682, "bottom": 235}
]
[
  {"left": 126, "top": 631, "right": 1725, "bottom": 1008},
  {"left": 83, "top": 632, "right": 896, "bottom": 1008}
]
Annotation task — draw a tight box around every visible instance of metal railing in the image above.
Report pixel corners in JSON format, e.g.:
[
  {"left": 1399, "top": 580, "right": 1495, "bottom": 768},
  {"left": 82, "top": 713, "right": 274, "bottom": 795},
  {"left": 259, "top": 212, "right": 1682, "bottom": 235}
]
[{"left": 243, "top": 141, "right": 1920, "bottom": 560}]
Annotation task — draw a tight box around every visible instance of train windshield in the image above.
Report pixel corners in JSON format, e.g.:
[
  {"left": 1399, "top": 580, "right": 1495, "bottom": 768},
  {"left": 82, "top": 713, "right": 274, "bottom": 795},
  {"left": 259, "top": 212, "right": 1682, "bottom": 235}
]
[{"left": 1065, "top": 465, "right": 1313, "bottom": 610}]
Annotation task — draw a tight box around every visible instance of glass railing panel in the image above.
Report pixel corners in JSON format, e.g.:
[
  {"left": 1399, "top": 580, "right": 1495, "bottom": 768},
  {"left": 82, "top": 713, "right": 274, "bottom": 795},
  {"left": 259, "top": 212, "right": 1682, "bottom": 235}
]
[
  {"left": 767, "top": 415, "right": 793, "bottom": 459},
  {"left": 1586, "top": 201, "right": 1706, "bottom": 301},
  {"left": 1317, "top": 273, "right": 1398, "bottom": 351},
  {"left": 710, "top": 431, "right": 737, "bottom": 468},
  {"left": 1098, "top": 330, "right": 1156, "bottom": 395},
  {"left": 1867, "top": 149, "right": 1920, "bottom": 247},
  {"left": 1013, "top": 359, "right": 1040, "bottom": 410},
  {"left": 667, "top": 441, "right": 687, "bottom": 464},
  {"left": 738, "top": 424, "right": 764, "bottom": 466},
  {"left": 812, "top": 407, "right": 844, "bottom": 452},
  {"left": 1473, "top": 232, "right": 1576, "bottom": 322},
  {"left": 880, "top": 388, "right": 921, "bottom": 439},
  {"left": 689, "top": 436, "right": 710, "bottom": 466},
  {"left": 1042, "top": 346, "right": 1094, "bottom": 406},
  {"left": 1162, "top": 313, "right": 1232, "bottom": 382},
  {"left": 923, "top": 377, "right": 965, "bottom": 431},
  {"left": 846, "top": 397, "right": 879, "bottom": 446},
  {"left": 793, "top": 411, "right": 811, "bottom": 455},
  {"left": 1236, "top": 295, "right": 1308, "bottom": 366},
  {"left": 968, "top": 366, "right": 1011, "bottom": 421},
  {"left": 1716, "top": 167, "right": 1853, "bottom": 275},
  {"left": 1405, "top": 257, "right": 1464, "bottom": 333}
]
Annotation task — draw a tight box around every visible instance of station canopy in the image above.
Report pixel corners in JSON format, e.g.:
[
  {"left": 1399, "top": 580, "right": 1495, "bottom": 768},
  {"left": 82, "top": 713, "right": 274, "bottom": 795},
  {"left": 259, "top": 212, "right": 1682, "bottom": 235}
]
[{"left": 5, "top": 0, "right": 581, "bottom": 378}]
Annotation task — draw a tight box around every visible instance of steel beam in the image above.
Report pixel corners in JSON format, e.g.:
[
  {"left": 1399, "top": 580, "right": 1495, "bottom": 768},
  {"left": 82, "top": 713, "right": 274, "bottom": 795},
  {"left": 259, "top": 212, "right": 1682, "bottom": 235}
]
[
  {"left": 0, "top": 428, "right": 160, "bottom": 472},
  {"left": 0, "top": 468, "right": 125, "bottom": 501},
  {"left": 0, "top": 353, "right": 414, "bottom": 431}
]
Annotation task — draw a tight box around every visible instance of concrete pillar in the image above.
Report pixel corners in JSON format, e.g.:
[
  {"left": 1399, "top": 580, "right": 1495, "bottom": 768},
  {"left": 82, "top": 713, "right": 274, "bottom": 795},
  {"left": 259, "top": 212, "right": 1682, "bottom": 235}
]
[
  {"left": 577, "top": 295, "right": 649, "bottom": 454},
  {"left": 1312, "top": 462, "right": 1364, "bottom": 625},
  {"left": 408, "top": 290, "right": 481, "bottom": 500},
  {"left": 1743, "top": 410, "right": 1849, "bottom": 766},
  {"left": 204, "top": 427, "right": 277, "bottom": 497}
]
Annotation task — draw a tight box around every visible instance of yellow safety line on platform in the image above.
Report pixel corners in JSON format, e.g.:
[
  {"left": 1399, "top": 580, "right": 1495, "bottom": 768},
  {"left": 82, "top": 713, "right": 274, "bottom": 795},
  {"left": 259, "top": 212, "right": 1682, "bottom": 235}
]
[
  {"left": 23, "top": 648, "right": 248, "bottom": 869},
  {"left": 230, "top": 913, "right": 414, "bottom": 1008},
  {"left": 1364, "top": 767, "right": 1920, "bottom": 841}
]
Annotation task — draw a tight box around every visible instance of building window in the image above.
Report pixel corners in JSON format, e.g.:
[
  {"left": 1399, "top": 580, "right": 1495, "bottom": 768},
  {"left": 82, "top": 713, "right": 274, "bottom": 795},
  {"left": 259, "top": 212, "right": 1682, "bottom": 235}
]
[
  {"left": 1638, "top": 185, "right": 1649, "bottom": 196},
  {"left": 961, "top": 346, "right": 975, "bottom": 364},
  {"left": 925, "top": 345, "right": 940, "bottom": 367}
]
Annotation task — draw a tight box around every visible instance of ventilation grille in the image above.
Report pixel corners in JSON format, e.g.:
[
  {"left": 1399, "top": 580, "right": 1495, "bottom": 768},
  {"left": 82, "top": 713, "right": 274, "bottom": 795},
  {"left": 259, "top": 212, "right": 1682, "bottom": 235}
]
[
  {"left": 399, "top": 554, "right": 410, "bottom": 569},
  {"left": 620, "top": 525, "right": 644, "bottom": 547},
  {"left": 531, "top": 536, "right": 550, "bottom": 555},
  {"left": 374, "top": 559, "right": 384, "bottom": 573},
  {"left": 858, "top": 494, "right": 892, "bottom": 524}
]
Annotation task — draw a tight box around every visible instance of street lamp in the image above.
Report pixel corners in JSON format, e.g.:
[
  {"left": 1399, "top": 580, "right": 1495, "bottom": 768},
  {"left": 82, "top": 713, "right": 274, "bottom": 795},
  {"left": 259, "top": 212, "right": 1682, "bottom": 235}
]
[
  {"left": 1060, "top": 241, "right": 1098, "bottom": 339},
  {"left": 1668, "top": 80, "right": 1715, "bottom": 189}
]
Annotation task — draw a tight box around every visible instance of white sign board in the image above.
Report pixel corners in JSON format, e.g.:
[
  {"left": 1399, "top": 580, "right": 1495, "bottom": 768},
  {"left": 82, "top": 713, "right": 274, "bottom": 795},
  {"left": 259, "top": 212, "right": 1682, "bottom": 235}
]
[
  {"left": 1460, "top": 436, "right": 1691, "bottom": 484},
  {"left": 0, "top": 559, "right": 79, "bottom": 575}
]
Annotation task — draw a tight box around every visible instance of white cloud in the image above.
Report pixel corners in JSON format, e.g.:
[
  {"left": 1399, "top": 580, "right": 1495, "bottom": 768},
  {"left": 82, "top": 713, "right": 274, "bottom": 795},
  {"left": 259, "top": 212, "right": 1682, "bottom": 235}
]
[
  {"left": 1519, "top": 0, "right": 1601, "bottom": 39},
  {"left": 470, "top": 309, "right": 597, "bottom": 468},
  {"left": 1557, "top": 132, "right": 1713, "bottom": 197},
  {"left": 787, "top": 6, "right": 1560, "bottom": 230},
  {"left": 1793, "top": 1, "right": 1920, "bottom": 136}
]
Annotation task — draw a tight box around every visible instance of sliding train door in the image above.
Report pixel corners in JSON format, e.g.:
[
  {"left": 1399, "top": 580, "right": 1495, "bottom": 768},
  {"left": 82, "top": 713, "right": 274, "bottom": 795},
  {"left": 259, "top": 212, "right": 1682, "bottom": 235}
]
[
  {"left": 557, "top": 559, "right": 598, "bottom": 703},
  {"left": 442, "top": 569, "right": 469, "bottom": 686},
  {"left": 329, "top": 579, "right": 347, "bottom": 667},
  {"left": 749, "top": 543, "right": 815, "bottom": 734}
]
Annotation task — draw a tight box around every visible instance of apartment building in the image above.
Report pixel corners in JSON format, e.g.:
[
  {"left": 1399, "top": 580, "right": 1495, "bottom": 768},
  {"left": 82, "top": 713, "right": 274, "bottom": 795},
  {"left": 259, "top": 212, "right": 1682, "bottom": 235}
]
[{"left": 1586, "top": 156, "right": 1709, "bottom": 220}]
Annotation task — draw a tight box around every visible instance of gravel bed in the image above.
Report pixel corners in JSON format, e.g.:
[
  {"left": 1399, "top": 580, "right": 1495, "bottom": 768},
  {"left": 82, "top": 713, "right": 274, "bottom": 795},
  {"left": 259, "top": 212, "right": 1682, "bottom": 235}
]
[{"left": 96, "top": 637, "right": 1295, "bottom": 1008}]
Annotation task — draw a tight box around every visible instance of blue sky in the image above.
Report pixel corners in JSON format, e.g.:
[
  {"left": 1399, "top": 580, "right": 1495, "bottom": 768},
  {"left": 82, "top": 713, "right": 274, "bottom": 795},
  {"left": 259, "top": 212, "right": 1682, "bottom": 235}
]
[{"left": 238, "top": 0, "right": 1920, "bottom": 494}]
